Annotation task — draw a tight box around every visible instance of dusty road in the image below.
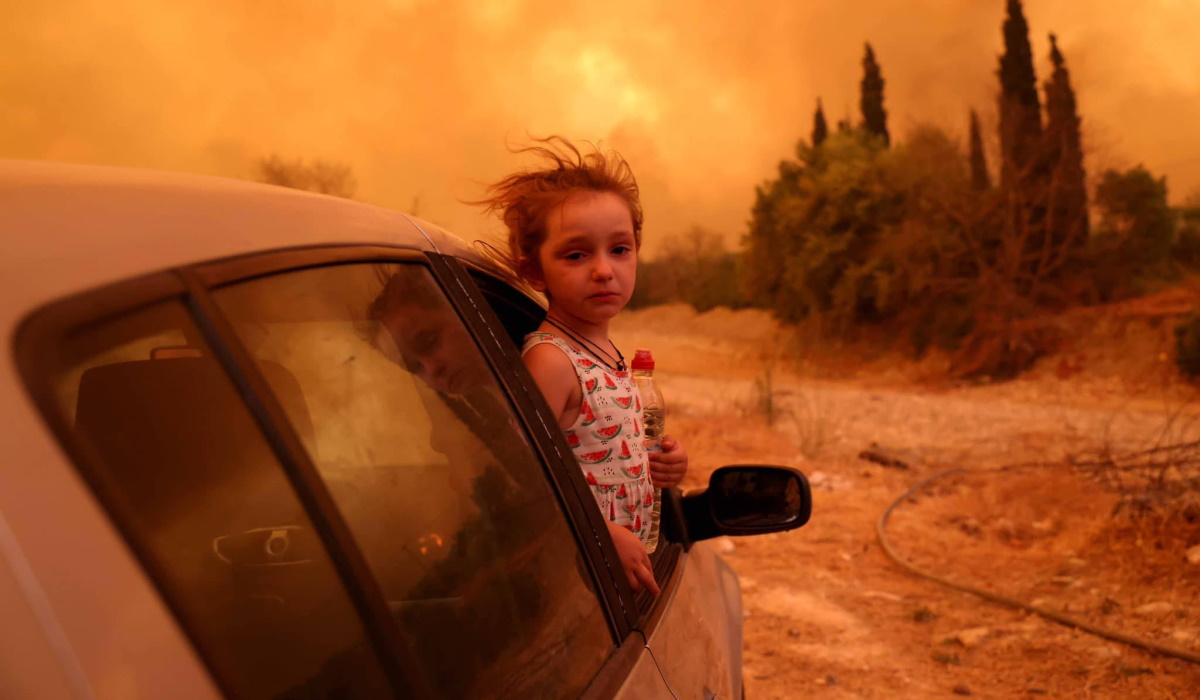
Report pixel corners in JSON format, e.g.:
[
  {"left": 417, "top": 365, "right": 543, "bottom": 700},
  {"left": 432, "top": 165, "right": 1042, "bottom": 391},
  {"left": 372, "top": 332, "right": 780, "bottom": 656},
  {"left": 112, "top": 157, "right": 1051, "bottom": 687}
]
[{"left": 613, "top": 305, "right": 1200, "bottom": 699}]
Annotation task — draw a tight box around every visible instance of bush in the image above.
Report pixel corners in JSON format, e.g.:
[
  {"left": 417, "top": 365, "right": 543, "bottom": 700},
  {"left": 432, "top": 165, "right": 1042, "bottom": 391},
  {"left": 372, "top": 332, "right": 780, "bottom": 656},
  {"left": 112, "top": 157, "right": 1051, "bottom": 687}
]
[
  {"left": 254, "top": 154, "right": 357, "bottom": 199},
  {"left": 1174, "top": 314, "right": 1200, "bottom": 380},
  {"left": 1089, "top": 166, "right": 1177, "bottom": 298},
  {"left": 628, "top": 227, "right": 749, "bottom": 311},
  {"left": 1174, "top": 202, "right": 1200, "bottom": 271},
  {"left": 740, "top": 124, "right": 1195, "bottom": 379}
]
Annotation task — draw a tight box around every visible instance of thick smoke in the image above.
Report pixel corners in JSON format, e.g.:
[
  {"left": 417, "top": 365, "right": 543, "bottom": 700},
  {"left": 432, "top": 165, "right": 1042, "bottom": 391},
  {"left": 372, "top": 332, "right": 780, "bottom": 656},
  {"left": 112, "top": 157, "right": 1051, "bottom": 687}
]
[{"left": 2, "top": 0, "right": 1197, "bottom": 253}]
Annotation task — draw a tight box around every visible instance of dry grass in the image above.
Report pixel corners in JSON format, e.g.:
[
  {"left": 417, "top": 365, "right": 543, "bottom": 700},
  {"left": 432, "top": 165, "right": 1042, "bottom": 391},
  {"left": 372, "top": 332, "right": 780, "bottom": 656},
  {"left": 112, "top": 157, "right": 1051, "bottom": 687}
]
[{"left": 784, "top": 384, "right": 839, "bottom": 461}]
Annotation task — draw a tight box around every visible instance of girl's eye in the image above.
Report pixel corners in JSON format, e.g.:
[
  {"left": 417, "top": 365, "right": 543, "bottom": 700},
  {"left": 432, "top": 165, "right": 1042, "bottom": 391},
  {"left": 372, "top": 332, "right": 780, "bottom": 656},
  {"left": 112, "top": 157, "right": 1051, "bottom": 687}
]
[
  {"left": 413, "top": 329, "right": 439, "bottom": 354},
  {"left": 612, "top": 245, "right": 632, "bottom": 255},
  {"left": 564, "top": 252, "right": 585, "bottom": 261}
]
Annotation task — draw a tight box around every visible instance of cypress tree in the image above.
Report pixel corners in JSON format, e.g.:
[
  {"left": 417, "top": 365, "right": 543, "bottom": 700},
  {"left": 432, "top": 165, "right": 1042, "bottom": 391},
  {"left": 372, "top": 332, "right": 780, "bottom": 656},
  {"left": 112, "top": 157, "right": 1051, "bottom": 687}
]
[
  {"left": 860, "top": 43, "right": 890, "bottom": 146},
  {"left": 969, "top": 109, "right": 991, "bottom": 191},
  {"left": 1044, "top": 33, "right": 1089, "bottom": 245},
  {"left": 997, "top": 0, "right": 1053, "bottom": 286},
  {"left": 997, "top": 0, "right": 1042, "bottom": 186},
  {"left": 812, "top": 99, "right": 829, "bottom": 147}
]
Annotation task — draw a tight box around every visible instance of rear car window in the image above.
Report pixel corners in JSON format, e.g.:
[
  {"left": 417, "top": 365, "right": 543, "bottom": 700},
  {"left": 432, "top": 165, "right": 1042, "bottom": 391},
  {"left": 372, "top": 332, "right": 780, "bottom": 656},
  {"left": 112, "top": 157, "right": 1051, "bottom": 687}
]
[
  {"left": 36, "top": 299, "right": 393, "bottom": 699},
  {"left": 209, "top": 262, "right": 613, "bottom": 698}
]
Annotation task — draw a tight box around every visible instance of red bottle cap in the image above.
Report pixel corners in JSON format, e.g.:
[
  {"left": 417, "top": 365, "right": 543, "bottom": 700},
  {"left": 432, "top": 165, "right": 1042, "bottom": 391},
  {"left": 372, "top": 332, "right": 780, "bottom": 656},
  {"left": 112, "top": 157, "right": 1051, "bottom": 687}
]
[{"left": 631, "top": 348, "right": 655, "bottom": 370}]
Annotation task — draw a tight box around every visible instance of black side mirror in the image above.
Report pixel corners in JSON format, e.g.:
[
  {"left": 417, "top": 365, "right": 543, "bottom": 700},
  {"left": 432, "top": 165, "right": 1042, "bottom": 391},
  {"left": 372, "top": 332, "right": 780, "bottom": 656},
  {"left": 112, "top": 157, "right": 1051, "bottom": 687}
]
[{"left": 680, "top": 465, "right": 811, "bottom": 544}]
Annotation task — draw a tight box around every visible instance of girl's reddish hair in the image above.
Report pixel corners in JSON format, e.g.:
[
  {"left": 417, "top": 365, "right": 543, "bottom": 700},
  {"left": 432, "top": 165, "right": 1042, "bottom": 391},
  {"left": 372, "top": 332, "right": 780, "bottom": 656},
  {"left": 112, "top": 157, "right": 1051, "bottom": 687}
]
[{"left": 472, "top": 136, "right": 643, "bottom": 279}]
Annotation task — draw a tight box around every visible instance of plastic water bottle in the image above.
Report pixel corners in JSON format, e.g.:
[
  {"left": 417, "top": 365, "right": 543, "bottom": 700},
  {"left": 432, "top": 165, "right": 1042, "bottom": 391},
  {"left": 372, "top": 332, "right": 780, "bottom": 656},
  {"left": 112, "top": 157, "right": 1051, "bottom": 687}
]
[{"left": 631, "top": 348, "right": 664, "bottom": 554}]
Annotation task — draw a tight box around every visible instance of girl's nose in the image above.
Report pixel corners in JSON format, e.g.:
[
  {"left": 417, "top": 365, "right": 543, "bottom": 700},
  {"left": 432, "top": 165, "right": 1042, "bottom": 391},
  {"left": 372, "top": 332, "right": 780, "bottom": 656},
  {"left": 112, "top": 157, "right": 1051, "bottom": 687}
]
[
  {"left": 420, "top": 356, "right": 446, "bottom": 382},
  {"left": 592, "top": 256, "right": 614, "bottom": 280}
]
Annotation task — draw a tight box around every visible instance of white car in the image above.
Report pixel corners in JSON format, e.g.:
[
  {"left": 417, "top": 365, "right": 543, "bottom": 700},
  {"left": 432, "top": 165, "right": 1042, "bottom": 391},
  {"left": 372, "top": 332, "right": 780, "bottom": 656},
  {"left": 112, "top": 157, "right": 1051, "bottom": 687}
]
[{"left": 0, "top": 160, "right": 810, "bottom": 700}]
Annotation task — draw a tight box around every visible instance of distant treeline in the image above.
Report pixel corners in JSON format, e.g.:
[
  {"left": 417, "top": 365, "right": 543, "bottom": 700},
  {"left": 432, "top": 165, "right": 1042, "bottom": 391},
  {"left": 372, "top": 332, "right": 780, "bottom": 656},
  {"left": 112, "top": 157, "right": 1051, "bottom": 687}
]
[
  {"left": 253, "top": 154, "right": 358, "bottom": 199},
  {"left": 645, "top": 0, "right": 1200, "bottom": 380},
  {"left": 628, "top": 227, "right": 750, "bottom": 312}
]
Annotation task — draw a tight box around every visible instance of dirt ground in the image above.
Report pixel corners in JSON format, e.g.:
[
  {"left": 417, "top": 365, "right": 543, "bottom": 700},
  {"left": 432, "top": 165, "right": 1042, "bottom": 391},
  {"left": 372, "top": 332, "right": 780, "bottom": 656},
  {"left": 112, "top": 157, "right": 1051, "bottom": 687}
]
[{"left": 612, "top": 305, "right": 1200, "bottom": 699}]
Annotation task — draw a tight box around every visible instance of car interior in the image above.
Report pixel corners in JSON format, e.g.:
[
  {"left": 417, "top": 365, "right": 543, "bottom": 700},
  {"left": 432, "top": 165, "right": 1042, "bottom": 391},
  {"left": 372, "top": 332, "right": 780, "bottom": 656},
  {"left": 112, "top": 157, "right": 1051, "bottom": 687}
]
[{"left": 73, "top": 352, "right": 384, "bottom": 698}]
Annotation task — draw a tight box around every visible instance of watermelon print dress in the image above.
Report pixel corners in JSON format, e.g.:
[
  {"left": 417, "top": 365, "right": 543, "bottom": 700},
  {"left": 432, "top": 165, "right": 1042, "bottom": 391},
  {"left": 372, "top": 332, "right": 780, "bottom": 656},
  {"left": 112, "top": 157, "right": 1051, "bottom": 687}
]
[{"left": 521, "top": 331, "right": 654, "bottom": 545}]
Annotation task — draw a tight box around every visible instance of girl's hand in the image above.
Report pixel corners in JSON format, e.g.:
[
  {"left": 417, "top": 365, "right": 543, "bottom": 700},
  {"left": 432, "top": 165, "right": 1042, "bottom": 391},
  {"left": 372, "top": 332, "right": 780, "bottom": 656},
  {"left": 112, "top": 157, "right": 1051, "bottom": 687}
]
[
  {"left": 607, "top": 521, "right": 660, "bottom": 596},
  {"left": 648, "top": 436, "right": 688, "bottom": 489}
]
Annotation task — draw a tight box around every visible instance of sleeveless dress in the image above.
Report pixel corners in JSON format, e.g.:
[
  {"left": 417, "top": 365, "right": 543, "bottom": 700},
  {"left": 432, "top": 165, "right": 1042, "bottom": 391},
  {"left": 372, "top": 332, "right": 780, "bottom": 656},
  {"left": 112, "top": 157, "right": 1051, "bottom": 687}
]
[{"left": 521, "top": 331, "right": 654, "bottom": 543}]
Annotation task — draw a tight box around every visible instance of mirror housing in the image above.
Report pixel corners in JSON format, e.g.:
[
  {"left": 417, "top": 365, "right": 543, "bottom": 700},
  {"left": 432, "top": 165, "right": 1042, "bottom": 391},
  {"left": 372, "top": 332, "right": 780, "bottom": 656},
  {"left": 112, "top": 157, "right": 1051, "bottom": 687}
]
[{"left": 680, "top": 465, "right": 811, "bottom": 544}]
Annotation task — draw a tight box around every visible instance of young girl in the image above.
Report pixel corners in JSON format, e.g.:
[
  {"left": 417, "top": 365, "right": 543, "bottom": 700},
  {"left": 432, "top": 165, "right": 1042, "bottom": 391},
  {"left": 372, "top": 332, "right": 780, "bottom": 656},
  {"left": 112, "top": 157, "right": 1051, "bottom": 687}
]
[{"left": 477, "top": 138, "right": 689, "bottom": 595}]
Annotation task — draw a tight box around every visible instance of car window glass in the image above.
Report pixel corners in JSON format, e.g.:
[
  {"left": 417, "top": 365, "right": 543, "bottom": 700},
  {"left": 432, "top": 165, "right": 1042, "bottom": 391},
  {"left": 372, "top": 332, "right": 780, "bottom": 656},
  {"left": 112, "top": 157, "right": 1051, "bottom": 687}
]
[
  {"left": 42, "top": 299, "right": 393, "bottom": 700},
  {"left": 211, "top": 262, "right": 613, "bottom": 699}
]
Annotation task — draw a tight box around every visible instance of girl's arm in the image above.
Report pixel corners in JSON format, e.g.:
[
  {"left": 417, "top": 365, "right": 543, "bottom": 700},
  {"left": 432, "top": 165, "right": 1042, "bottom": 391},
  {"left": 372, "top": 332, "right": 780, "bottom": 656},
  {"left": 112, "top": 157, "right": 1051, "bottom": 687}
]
[{"left": 522, "top": 344, "right": 582, "bottom": 429}]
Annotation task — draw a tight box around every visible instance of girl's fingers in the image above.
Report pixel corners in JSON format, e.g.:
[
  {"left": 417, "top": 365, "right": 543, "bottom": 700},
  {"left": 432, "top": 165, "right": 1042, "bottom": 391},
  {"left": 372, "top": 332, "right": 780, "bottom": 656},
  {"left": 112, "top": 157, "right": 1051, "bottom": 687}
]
[
  {"left": 651, "top": 465, "right": 684, "bottom": 484},
  {"left": 652, "top": 462, "right": 687, "bottom": 486},
  {"left": 647, "top": 450, "right": 685, "bottom": 463},
  {"left": 624, "top": 559, "right": 659, "bottom": 596},
  {"left": 636, "top": 563, "right": 660, "bottom": 596},
  {"left": 649, "top": 462, "right": 686, "bottom": 476}
]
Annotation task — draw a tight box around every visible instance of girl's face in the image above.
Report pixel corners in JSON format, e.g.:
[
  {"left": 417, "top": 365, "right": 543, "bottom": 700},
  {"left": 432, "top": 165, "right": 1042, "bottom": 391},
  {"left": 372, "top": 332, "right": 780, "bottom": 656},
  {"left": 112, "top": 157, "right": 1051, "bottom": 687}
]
[
  {"left": 530, "top": 191, "right": 637, "bottom": 329},
  {"left": 377, "top": 306, "right": 491, "bottom": 395}
]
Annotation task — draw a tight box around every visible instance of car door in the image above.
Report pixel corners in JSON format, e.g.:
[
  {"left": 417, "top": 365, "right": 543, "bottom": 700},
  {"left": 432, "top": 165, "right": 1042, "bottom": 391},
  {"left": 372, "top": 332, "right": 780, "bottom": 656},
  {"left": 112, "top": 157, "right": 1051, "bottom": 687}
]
[
  {"left": 634, "top": 543, "right": 745, "bottom": 700},
  {"left": 18, "top": 244, "right": 682, "bottom": 698}
]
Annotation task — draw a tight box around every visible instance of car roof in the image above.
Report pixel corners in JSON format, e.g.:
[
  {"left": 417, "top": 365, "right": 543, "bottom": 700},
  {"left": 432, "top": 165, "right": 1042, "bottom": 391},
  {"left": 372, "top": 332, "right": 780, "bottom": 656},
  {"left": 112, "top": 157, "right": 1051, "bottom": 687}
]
[{"left": 0, "top": 158, "right": 490, "bottom": 337}]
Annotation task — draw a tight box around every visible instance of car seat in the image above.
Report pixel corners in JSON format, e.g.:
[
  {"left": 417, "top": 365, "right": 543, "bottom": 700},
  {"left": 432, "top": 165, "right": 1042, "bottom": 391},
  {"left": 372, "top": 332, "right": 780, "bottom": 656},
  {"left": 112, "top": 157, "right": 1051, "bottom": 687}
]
[{"left": 73, "top": 354, "right": 371, "bottom": 698}]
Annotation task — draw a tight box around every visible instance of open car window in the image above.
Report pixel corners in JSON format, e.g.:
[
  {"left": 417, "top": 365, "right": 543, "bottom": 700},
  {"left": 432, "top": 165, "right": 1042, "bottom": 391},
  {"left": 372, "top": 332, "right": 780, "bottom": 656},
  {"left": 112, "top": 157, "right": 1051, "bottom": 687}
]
[
  {"left": 469, "top": 268, "right": 686, "bottom": 619},
  {"left": 210, "top": 262, "right": 614, "bottom": 698},
  {"left": 468, "top": 268, "right": 546, "bottom": 348}
]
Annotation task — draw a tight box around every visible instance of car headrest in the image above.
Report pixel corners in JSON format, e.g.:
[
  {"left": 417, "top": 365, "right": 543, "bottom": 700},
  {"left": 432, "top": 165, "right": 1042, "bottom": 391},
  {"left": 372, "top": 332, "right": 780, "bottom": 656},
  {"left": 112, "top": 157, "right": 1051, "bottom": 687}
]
[{"left": 74, "top": 356, "right": 315, "bottom": 528}]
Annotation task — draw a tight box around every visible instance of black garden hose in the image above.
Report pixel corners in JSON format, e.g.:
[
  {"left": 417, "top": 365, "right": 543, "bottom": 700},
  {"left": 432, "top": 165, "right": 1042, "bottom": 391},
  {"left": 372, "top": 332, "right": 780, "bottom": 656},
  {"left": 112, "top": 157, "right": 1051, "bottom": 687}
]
[{"left": 877, "top": 465, "right": 1200, "bottom": 665}]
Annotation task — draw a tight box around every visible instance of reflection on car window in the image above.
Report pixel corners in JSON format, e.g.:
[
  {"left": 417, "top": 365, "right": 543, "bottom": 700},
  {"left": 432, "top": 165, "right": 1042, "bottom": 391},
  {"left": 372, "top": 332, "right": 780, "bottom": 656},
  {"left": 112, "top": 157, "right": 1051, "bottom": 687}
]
[
  {"left": 212, "top": 263, "right": 613, "bottom": 699},
  {"left": 42, "top": 300, "right": 392, "bottom": 700}
]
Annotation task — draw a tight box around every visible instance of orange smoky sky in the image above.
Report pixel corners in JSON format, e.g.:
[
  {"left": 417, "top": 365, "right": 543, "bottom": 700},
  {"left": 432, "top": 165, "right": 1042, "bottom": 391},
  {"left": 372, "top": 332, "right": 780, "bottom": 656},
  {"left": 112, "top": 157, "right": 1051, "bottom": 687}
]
[{"left": 3, "top": 0, "right": 1198, "bottom": 256}]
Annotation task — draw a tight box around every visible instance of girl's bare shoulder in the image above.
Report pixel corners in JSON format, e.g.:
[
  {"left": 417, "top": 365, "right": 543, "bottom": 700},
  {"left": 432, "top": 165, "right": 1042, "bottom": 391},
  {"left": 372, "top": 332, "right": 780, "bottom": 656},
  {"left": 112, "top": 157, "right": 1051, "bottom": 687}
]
[{"left": 522, "top": 341, "right": 576, "bottom": 379}]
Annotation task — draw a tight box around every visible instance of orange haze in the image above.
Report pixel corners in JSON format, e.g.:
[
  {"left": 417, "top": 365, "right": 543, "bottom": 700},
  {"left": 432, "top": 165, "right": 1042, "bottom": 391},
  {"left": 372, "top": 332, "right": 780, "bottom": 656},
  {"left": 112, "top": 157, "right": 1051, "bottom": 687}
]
[{"left": 3, "top": 0, "right": 1198, "bottom": 255}]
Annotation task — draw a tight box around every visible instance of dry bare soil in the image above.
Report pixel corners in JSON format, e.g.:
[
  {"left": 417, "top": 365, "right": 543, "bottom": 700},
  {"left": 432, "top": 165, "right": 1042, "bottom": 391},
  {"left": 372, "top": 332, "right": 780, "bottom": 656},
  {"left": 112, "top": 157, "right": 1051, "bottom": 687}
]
[{"left": 612, "top": 305, "right": 1200, "bottom": 699}]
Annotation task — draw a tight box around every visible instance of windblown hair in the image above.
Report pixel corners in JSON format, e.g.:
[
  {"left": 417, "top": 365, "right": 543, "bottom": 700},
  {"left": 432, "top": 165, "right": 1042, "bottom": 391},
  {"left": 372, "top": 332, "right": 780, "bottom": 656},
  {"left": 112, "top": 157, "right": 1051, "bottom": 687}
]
[{"left": 473, "top": 136, "right": 643, "bottom": 280}]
